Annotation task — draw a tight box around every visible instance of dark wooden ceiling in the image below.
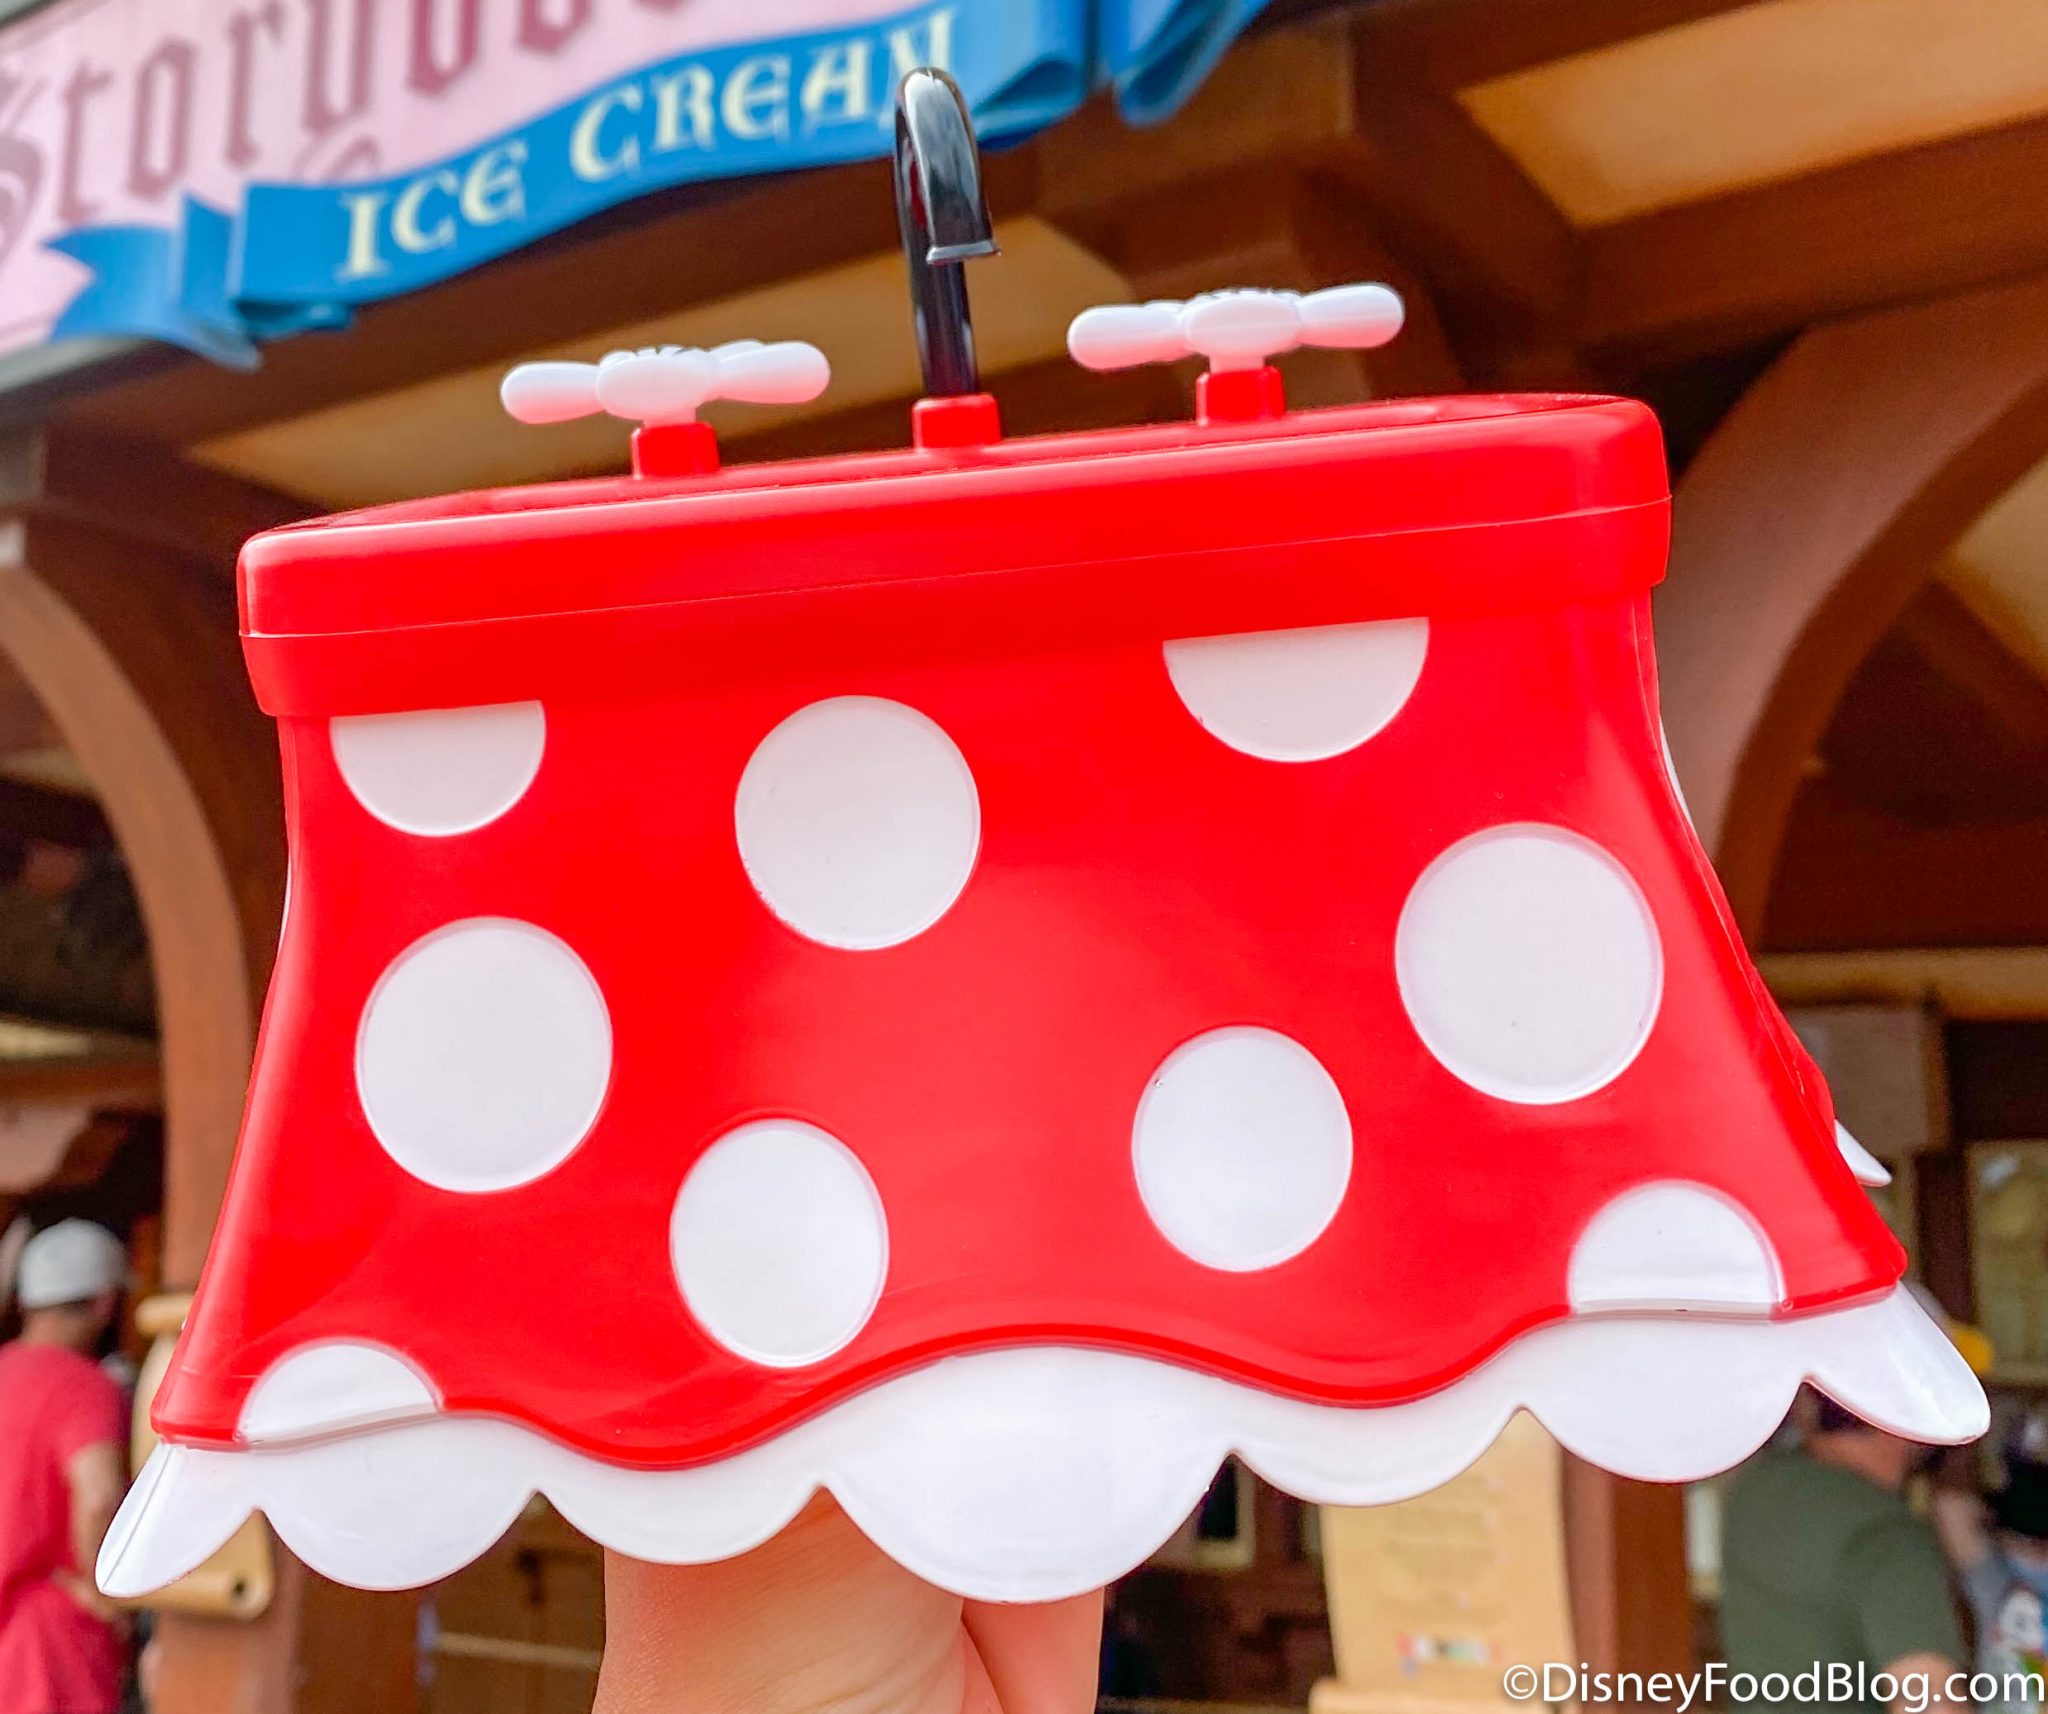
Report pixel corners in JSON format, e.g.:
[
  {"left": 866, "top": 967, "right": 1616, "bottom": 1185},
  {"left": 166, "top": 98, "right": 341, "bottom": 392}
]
[{"left": 1766, "top": 583, "right": 2048, "bottom": 951}]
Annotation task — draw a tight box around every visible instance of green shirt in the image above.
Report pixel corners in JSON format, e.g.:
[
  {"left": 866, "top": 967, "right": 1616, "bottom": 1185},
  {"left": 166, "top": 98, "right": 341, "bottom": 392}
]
[{"left": 1720, "top": 1447, "right": 1964, "bottom": 1713}]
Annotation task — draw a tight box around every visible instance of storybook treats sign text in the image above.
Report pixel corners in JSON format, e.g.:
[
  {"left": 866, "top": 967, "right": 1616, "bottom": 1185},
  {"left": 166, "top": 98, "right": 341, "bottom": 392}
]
[{"left": 0, "top": 0, "right": 1267, "bottom": 366}]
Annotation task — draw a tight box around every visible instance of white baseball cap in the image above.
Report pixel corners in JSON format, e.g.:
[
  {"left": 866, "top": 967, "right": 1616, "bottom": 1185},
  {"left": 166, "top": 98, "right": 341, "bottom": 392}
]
[{"left": 17, "top": 1220, "right": 130, "bottom": 1310}]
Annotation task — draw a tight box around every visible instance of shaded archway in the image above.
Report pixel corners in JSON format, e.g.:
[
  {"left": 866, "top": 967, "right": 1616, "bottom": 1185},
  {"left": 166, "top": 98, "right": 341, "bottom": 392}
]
[
  {"left": 0, "top": 506, "right": 278, "bottom": 1289},
  {"left": 1656, "top": 272, "right": 2048, "bottom": 934},
  {"left": 0, "top": 436, "right": 418, "bottom": 1714}
]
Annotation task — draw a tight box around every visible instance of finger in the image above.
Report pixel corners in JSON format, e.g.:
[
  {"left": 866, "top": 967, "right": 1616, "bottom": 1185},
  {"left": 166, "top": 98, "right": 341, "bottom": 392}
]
[
  {"left": 962, "top": 1592, "right": 1106, "bottom": 1714},
  {"left": 595, "top": 1494, "right": 966, "bottom": 1714}
]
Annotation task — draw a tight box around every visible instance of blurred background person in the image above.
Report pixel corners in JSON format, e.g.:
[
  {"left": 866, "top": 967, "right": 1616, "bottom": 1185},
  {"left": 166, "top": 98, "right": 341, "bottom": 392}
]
[
  {"left": 1720, "top": 1388, "right": 1967, "bottom": 1713},
  {"left": 0, "top": 1219, "right": 133, "bottom": 1714},
  {"left": 1934, "top": 1416, "right": 2048, "bottom": 1714}
]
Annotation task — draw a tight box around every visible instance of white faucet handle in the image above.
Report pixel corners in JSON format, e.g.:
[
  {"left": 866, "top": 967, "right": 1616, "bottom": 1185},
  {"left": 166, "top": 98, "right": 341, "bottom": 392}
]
[
  {"left": 707, "top": 340, "right": 832, "bottom": 407},
  {"left": 593, "top": 348, "right": 720, "bottom": 426},
  {"left": 1067, "top": 283, "right": 1404, "bottom": 377},
  {"left": 1180, "top": 292, "right": 1304, "bottom": 373},
  {"left": 499, "top": 361, "right": 604, "bottom": 425},
  {"left": 1296, "top": 283, "right": 1406, "bottom": 350},
  {"left": 502, "top": 340, "right": 831, "bottom": 429},
  {"left": 1066, "top": 302, "right": 1188, "bottom": 372}
]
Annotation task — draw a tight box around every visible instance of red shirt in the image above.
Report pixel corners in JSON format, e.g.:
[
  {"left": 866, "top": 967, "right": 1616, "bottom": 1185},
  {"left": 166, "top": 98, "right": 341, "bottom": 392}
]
[{"left": 0, "top": 1343, "right": 126, "bottom": 1714}]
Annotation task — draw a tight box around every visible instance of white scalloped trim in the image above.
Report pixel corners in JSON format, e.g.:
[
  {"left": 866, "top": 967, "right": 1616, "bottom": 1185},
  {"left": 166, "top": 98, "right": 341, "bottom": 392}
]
[
  {"left": 1837, "top": 1122, "right": 1893, "bottom": 1188},
  {"left": 102, "top": 1286, "right": 1981, "bottom": 1605}
]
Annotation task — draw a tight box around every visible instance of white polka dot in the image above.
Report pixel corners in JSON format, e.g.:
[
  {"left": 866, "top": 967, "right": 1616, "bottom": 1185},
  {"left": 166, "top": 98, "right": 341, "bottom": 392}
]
[
  {"left": 1568, "top": 1182, "right": 1781, "bottom": 1314},
  {"left": 1395, "top": 824, "right": 1662, "bottom": 1104},
  {"left": 1133, "top": 1027, "right": 1352, "bottom": 1272},
  {"left": 331, "top": 703, "right": 545, "bottom": 836},
  {"left": 671, "top": 1120, "right": 887, "bottom": 1368},
  {"left": 357, "top": 918, "right": 611, "bottom": 1192},
  {"left": 240, "top": 1342, "right": 439, "bottom": 1444},
  {"left": 736, "top": 697, "right": 980, "bottom": 950},
  {"left": 1163, "top": 619, "right": 1428, "bottom": 761}
]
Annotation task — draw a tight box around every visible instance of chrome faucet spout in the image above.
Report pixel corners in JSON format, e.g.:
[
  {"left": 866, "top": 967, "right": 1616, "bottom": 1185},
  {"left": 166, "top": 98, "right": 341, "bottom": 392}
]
[{"left": 894, "top": 68, "right": 998, "bottom": 399}]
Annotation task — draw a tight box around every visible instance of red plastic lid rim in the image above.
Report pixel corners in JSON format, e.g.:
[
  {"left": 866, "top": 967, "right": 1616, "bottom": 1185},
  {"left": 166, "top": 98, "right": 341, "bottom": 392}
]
[{"left": 239, "top": 395, "right": 1670, "bottom": 718}]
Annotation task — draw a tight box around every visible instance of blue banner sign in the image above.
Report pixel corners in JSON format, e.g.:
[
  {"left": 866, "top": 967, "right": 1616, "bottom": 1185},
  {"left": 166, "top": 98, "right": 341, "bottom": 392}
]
[{"left": 36, "top": 0, "right": 1271, "bottom": 369}]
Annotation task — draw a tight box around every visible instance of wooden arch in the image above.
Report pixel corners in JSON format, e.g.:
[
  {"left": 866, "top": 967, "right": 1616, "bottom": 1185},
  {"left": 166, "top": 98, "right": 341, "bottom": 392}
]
[
  {"left": 0, "top": 494, "right": 282, "bottom": 1287},
  {"left": 0, "top": 442, "right": 423, "bottom": 1714},
  {"left": 1656, "top": 273, "right": 2048, "bottom": 937}
]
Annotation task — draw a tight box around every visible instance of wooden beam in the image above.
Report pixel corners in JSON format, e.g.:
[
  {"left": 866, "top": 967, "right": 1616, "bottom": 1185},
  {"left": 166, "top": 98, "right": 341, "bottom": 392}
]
[
  {"left": 1656, "top": 273, "right": 2048, "bottom": 933},
  {"left": 147, "top": 1564, "right": 364, "bottom": 1714},
  {"left": 1561, "top": 1461, "right": 1695, "bottom": 1683},
  {"left": 1760, "top": 946, "right": 2048, "bottom": 1019},
  {"left": 1360, "top": 0, "right": 1767, "bottom": 85},
  {"left": 0, "top": 1111, "right": 154, "bottom": 1196},
  {"left": 58, "top": 155, "right": 1033, "bottom": 452},
  {"left": 0, "top": 1054, "right": 158, "bottom": 1109},
  {"left": 4, "top": 512, "right": 283, "bottom": 1275},
  {"left": 1037, "top": 26, "right": 1357, "bottom": 220},
  {"left": 297, "top": 1579, "right": 424, "bottom": 1714},
  {"left": 1894, "top": 581, "right": 2048, "bottom": 756},
  {"left": 1292, "top": 175, "right": 1467, "bottom": 397},
  {"left": 1766, "top": 786, "right": 2048, "bottom": 950},
  {"left": 65, "top": 19, "right": 1480, "bottom": 463},
  {"left": 1805, "top": 580, "right": 2048, "bottom": 830},
  {"left": 0, "top": 431, "right": 310, "bottom": 574},
  {"left": 1053, "top": 155, "right": 1463, "bottom": 401},
  {"left": 0, "top": 488, "right": 404, "bottom": 1714},
  {"left": 0, "top": 663, "right": 55, "bottom": 756},
  {"left": 1037, "top": 20, "right": 1517, "bottom": 380},
  {"left": 1581, "top": 112, "right": 2048, "bottom": 364},
  {"left": 1334, "top": 20, "right": 1580, "bottom": 342}
]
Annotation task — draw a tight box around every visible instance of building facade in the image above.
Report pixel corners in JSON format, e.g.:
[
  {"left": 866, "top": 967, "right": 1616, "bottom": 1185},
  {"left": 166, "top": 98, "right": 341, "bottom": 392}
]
[{"left": 0, "top": 0, "right": 2044, "bottom": 1707}]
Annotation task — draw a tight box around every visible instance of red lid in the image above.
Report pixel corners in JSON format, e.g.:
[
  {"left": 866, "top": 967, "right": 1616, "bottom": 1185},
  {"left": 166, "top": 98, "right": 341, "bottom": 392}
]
[{"left": 240, "top": 394, "right": 1669, "bottom": 718}]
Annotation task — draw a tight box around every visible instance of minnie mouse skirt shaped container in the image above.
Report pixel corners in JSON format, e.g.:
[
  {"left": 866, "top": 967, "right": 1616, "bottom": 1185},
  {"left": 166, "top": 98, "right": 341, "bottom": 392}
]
[{"left": 100, "top": 76, "right": 1984, "bottom": 1608}]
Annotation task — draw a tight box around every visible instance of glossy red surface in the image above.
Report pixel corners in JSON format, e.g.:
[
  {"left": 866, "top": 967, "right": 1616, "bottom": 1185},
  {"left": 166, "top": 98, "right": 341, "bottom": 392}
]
[{"left": 154, "top": 391, "right": 1901, "bottom": 1466}]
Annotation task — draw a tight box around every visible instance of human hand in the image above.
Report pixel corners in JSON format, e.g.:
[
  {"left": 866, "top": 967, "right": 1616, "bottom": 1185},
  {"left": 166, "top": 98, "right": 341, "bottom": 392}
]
[{"left": 593, "top": 1494, "right": 1104, "bottom": 1714}]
